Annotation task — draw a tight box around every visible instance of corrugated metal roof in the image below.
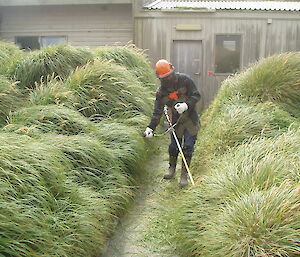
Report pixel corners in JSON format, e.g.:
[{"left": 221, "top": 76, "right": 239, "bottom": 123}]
[{"left": 144, "top": 0, "right": 300, "bottom": 11}]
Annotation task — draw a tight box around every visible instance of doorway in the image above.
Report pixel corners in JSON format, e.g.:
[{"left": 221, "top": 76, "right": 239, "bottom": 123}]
[{"left": 172, "top": 40, "right": 204, "bottom": 111}]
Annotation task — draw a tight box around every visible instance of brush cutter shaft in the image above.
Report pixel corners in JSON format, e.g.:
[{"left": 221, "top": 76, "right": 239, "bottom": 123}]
[
  {"left": 163, "top": 106, "right": 195, "bottom": 186},
  {"left": 153, "top": 123, "right": 177, "bottom": 137}
]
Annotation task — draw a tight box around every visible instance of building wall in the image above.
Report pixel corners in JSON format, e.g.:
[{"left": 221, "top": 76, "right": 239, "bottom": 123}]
[
  {"left": 0, "top": 4, "right": 133, "bottom": 47},
  {"left": 134, "top": 10, "right": 300, "bottom": 110}
]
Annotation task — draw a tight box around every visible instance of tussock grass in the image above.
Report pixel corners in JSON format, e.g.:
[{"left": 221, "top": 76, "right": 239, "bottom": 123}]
[
  {"left": 94, "top": 44, "right": 158, "bottom": 89},
  {"left": 192, "top": 101, "right": 298, "bottom": 165},
  {"left": 0, "top": 41, "right": 156, "bottom": 256},
  {"left": 28, "top": 76, "right": 73, "bottom": 106},
  {"left": 171, "top": 52, "right": 300, "bottom": 257},
  {"left": 41, "top": 133, "right": 129, "bottom": 190},
  {"left": 0, "top": 132, "right": 136, "bottom": 256},
  {"left": 13, "top": 44, "right": 94, "bottom": 88},
  {"left": 0, "top": 41, "right": 24, "bottom": 77},
  {"left": 92, "top": 120, "right": 149, "bottom": 173},
  {"left": 4, "top": 105, "right": 94, "bottom": 136},
  {"left": 203, "top": 186, "right": 300, "bottom": 257},
  {"left": 62, "top": 59, "right": 153, "bottom": 121},
  {"left": 204, "top": 52, "right": 300, "bottom": 125},
  {"left": 40, "top": 133, "right": 136, "bottom": 231},
  {"left": 0, "top": 75, "right": 24, "bottom": 126},
  {"left": 173, "top": 130, "right": 300, "bottom": 257}
]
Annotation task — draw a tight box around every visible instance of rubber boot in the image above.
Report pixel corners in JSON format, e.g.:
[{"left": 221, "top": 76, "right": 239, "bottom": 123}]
[
  {"left": 163, "top": 155, "right": 178, "bottom": 179},
  {"left": 179, "top": 156, "right": 192, "bottom": 188}
]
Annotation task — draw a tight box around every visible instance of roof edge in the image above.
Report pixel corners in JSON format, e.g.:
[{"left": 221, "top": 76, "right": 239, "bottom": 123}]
[
  {"left": 144, "top": 1, "right": 300, "bottom": 12},
  {"left": 0, "top": 0, "right": 131, "bottom": 6}
]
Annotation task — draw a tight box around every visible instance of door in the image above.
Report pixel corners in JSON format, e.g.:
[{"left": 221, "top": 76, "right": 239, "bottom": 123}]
[{"left": 172, "top": 40, "right": 204, "bottom": 111}]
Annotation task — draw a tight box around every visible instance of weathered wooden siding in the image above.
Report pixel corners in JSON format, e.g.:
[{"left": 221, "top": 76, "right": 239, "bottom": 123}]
[
  {"left": 134, "top": 10, "right": 300, "bottom": 110},
  {"left": 0, "top": 4, "right": 133, "bottom": 47}
]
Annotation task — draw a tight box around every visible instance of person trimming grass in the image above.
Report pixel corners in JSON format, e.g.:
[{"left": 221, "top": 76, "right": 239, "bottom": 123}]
[{"left": 144, "top": 59, "right": 201, "bottom": 187}]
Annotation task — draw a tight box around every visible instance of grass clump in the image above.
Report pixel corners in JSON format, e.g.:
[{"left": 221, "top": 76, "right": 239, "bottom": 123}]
[
  {"left": 94, "top": 44, "right": 158, "bottom": 89},
  {"left": 170, "top": 52, "right": 300, "bottom": 257},
  {"left": 4, "top": 105, "right": 94, "bottom": 136},
  {"left": 62, "top": 59, "right": 153, "bottom": 121},
  {"left": 0, "top": 132, "right": 137, "bottom": 256},
  {"left": 173, "top": 130, "right": 300, "bottom": 257},
  {"left": 28, "top": 76, "right": 73, "bottom": 106},
  {"left": 92, "top": 120, "right": 149, "bottom": 173},
  {"left": 0, "top": 41, "right": 157, "bottom": 256},
  {"left": 203, "top": 186, "right": 300, "bottom": 257},
  {"left": 13, "top": 44, "right": 94, "bottom": 88},
  {"left": 0, "top": 75, "right": 24, "bottom": 126},
  {"left": 192, "top": 101, "right": 298, "bottom": 164},
  {"left": 41, "top": 133, "right": 130, "bottom": 191},
  {"left": 205, "top": 52, "right": 300, "bottom": 124},
  {"left": 0, "top": 41, "right": 24, "bottom": 77},
  {"left": 40, "top": 133, "right": 137, "bottom": 230}
]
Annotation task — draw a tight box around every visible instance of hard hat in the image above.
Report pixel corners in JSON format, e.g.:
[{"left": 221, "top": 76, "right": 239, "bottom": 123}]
[{"left": 155, "top": 59, "right": 174, "bottom": 79}]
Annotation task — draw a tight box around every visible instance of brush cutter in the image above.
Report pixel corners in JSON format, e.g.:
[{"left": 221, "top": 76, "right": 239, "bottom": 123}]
[{"left": 158, "top": 105, "right": 195, "bottom": 186}]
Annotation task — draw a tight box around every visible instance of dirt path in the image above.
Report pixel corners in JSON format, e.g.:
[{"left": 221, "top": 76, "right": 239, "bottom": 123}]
[{"left": 100, "top": 138, "right": 181, "bottom": 257}]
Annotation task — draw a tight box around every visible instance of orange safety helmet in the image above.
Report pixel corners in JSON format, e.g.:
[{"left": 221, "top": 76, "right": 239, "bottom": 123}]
[{"left": 155, "top": 59, "right": 174, "bottom": 79}]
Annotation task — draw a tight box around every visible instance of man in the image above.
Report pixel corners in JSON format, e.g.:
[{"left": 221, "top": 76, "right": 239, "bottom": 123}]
[{"left": 144, "top": 59, "right": 201, "bottom": 187}]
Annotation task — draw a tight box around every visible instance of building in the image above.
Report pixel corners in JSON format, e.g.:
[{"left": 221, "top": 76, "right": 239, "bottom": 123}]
[
  {"left": 0, "top": 0, "right": 134, "bottom": 48},
  {"left": 1, "top": 0, "right": 300, "bottom": 110}
]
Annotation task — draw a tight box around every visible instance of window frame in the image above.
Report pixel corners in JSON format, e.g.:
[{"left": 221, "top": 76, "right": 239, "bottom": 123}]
[
  {"left": 214, "top": 33, "right": 243, "bottom": 75},
  {"left": 15, "top": 36, "right": 41, "bottom": 50},
  {"left": 40, "top": 36, "right": 68, "bottom": 48},
  {"left": 15, "top": 35, "right": 68, "bottom": 50}
]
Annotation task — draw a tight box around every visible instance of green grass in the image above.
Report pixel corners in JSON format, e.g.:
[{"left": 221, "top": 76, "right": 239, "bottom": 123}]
[
  {"left": 0, "top": 130, "right": 142, "bottom": 256},
  {"left": 13, "top": 44, "right": 94, "bottom": 88},
  {"left": 0, "top": 41, "right": 157, "bottom": 256},
  {"left": 203, "top": 52, "right": 300, "bottom": 126},
  {"left": 192, "top": 101, "right": 299, "bottom": 168},
  {"left": 94, "top": 44, "right": 158, "bottom": 90},
  {"left": 202, "top": 186, "right": 300, "bottom": 257},
  {"left": 4, "top": 105, "right": 95, "bottom": 136},
  {"left": 0, "top": 75, "right": 24, "bottom": 126},
  {"left": 92, "top": 120, "right": 150, "bottom": 173},
  {"left": 62, "top": 59, "right": 153, "bottom": 121},
  {"left": 170, "top": 52, "right": 300, "bottom": 257},
  {"left": 0, "top": 41, "right": 24, "bottom": 77},
  {"left": 28, "top": 76, "right": 73, "bottom": 106}
]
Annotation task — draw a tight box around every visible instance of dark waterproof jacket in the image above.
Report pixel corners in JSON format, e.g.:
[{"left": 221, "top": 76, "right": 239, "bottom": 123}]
[{"left": 148, "top": 72, "right": 201, "bottom": 137}]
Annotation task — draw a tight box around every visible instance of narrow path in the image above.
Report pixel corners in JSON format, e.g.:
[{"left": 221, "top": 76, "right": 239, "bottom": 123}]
[{"left": 100, "top": 138, "right": 181, "bottom": 257}]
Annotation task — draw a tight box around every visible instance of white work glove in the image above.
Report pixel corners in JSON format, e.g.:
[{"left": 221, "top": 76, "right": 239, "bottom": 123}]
[
  {"left": 174, "top": 102, "right": 188, "bottom": 114},
  {"left": 143, "top": 127, "right": 153, "bottom": 138}
]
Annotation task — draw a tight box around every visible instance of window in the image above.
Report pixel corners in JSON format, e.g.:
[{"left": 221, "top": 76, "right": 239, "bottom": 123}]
[
  {"left": 15, "top": 36, "right": 67, "bottom": 50},
  {"left": 215, "top": 35, "right": 241, "bottom": 73},
  {"left": 15, "top": 36, "right": 40, "bottom": 50},
  {"left": 40, "top": 36, "right": 67, "bottom": 47}
]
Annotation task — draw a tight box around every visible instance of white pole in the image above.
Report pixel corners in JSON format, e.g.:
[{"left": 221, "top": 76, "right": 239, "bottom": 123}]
[{"left": 164, "top": 106, "right": 195, "bottom": 186}]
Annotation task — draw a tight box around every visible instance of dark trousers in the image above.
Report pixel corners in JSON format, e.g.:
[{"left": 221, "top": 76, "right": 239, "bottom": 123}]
[{"left": 168, "top": 129, "right": 197, "bottom": 157}]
